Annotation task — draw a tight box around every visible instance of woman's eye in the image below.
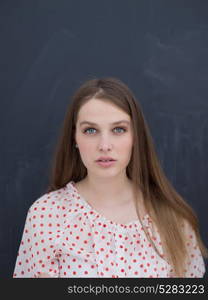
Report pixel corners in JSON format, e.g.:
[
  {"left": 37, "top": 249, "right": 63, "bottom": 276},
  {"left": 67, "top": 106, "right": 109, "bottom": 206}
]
[
  {"left": 114, "top": 127, "right": 126, "bottom": 133},
  {"left": 84, "top": 128, "right": 96, "bottom": 134},
  {"left": 83, "top": 127, "right": 126, "bottom": 134}
]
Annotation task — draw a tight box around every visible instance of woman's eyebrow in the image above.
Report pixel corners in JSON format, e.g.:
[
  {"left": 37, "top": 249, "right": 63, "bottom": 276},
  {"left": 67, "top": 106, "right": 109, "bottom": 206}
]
[{"left": 79, "top": 120, "right": 130, "bottom": 126}]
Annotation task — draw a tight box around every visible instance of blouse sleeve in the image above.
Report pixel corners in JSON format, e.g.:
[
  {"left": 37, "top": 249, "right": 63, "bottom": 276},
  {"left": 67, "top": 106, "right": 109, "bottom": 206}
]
[
  {"left": 183, "top": 221, "right": 206, "bottom": 278},
  {"left": 13, "top": 198, "right": 60, "bottom": 278}
]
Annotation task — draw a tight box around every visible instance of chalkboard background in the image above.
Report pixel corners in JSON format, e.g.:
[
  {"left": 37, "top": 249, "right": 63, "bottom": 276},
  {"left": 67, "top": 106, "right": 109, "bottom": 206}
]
[{"left": 0, "top": 0, "right": 207, "bottom": 278}]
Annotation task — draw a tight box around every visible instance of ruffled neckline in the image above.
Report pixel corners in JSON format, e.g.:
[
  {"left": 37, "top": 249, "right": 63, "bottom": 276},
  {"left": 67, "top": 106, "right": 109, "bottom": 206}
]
[{"left": 66, "top": 180, "right": 150, "bottom": 230}]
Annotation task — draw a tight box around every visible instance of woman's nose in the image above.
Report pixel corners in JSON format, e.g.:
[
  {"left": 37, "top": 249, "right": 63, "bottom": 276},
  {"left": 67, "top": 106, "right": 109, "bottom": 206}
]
[
  {"left": 97, "top": 133, "right": 113, "bottom": 150},
  {"left": 98, "top": 141, "right": 113, "bottom": 151}
]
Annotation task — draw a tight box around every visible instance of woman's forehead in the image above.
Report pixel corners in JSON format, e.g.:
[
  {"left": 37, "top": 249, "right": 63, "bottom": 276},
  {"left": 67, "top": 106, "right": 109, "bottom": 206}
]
[{"left": 77, "top": 98, "right": 131, "bottom": 122}]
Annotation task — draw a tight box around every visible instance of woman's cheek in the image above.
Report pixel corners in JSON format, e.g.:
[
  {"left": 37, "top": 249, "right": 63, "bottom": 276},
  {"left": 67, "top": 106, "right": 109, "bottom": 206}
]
[{"left": 79, "top": 144, "right": 94, "bottom": 166}]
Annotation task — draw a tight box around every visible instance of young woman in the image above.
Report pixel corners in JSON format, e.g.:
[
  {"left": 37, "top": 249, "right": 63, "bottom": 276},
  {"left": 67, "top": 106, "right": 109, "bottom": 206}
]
[{"left": 13, "top": 77, "right": 207, "bottom": 278}]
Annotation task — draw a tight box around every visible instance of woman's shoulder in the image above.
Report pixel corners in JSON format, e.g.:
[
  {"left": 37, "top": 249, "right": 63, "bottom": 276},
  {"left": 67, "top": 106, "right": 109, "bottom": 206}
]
[{"left": 28, "top": 181, "right": 77, "bottom": 214}]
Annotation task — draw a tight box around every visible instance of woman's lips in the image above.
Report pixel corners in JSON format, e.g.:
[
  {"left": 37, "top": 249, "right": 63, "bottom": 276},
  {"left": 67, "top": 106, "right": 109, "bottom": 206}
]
[{"left": 96, "top": 160, "right": 116, "bottom": 167}]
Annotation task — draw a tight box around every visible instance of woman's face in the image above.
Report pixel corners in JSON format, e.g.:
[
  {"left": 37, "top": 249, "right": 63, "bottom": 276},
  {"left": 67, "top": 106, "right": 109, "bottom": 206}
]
[{"left": 75, "top": 98, "right": 133, "bottom": 179}]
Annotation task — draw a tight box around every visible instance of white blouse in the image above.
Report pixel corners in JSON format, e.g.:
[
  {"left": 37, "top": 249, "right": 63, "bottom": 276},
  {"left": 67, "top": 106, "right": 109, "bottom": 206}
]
[{"left": 13, "top": 181, "right": 206, "bottom": 278}]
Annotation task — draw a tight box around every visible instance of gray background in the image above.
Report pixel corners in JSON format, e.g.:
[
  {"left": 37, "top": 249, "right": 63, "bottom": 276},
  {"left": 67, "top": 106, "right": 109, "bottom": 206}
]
[{"left": 0, "top": 0, "right": 207, "bottom": 277}]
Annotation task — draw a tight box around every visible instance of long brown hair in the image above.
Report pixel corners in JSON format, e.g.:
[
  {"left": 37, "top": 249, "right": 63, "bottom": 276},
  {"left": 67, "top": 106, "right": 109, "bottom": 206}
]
[{"left": 46, "top": 77, "right": 208, "bottom": 277}]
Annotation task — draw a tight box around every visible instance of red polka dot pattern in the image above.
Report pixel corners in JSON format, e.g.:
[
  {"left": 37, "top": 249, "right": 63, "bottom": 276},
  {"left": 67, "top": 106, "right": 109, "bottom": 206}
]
[{"left": 13, "top": 181, "right": 206, "bottom": 278}]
